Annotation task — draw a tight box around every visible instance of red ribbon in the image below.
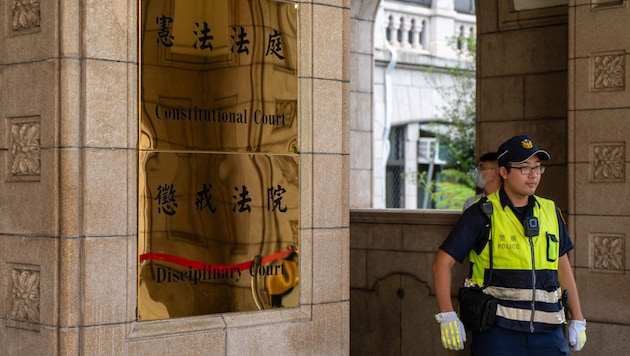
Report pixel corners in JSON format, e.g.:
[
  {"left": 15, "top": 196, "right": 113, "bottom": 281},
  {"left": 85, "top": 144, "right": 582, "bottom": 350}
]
[{"left": 139, "top": 248, "right": 293, "bottom": 271}]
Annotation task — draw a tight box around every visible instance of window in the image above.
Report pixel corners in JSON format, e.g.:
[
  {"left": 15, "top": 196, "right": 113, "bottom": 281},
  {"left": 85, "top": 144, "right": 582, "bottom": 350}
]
[
  {"left": 386, "top": 126, "right": 406, "bottom": 208},
  {"left": 418, "top": 137, "right": 446, "bottom": 164},
  {"left": 396, "top": 0, "right": 431, "bottom": 7},
  {"left": 454, "top": 0, "right": 475, "bottom": 14}
]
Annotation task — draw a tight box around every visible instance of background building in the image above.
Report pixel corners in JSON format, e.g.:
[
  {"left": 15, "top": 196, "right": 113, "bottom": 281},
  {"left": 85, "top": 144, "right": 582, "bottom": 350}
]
[{"left": 373, "top": 0, "right": 475, "bottom": 209}]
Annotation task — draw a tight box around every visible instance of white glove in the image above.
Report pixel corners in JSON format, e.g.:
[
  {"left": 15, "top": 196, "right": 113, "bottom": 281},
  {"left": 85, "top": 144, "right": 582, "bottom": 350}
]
[
  {"left": 435, "top": 311, "right": 466, "bottom": 350},
  {"left": 568, "top": 319, "right": 587, "bottom": 351}
]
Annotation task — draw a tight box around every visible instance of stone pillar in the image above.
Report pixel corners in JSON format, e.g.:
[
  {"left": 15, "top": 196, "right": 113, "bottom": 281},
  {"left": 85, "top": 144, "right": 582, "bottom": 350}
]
[
  {"left": 568, "top": 1, "right": 630, "bottom": 355},
  {"left": 0, "top": 0, "right": 350, "bottom": 354},
  {"left": 475, "top": 1, "right": 630, "bottom": 354},
  {"left": 350, "top": 0, "right": 380, "bottom": 208},
  {"left": 475, "top": 0, "right": 569, "bottom": 210},
  {"left": 429, "top": 0, "right": 457, "bottom": 58},
  {"left": 404, "top": 123, "right": 419, "bottom": 209}
]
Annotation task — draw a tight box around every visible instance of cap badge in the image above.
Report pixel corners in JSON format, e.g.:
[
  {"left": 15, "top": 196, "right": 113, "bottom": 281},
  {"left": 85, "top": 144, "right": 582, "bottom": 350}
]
[{"left": 521, "top": 139, "right": 533, "bottom": 149}]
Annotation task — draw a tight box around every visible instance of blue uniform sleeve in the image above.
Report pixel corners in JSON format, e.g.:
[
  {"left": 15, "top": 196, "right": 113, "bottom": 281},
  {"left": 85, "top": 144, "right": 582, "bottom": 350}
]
[
  {"left": 439, "top": 204, "right": 489, "bottom": 264},
  {"left": 557, "top": 208, "right": 574, "bottom": 256}
]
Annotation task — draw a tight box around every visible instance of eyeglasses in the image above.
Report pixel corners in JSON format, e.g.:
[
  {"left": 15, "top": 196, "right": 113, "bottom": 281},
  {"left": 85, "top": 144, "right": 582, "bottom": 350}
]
[{"left": 509, "top": 165, "right": 546, "bottom": 175}]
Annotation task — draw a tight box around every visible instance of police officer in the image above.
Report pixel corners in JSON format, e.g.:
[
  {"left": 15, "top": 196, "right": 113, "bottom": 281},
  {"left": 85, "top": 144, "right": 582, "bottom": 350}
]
[
  {"left": 463, "top": 151, "right": 501, "bottom": 210},
  {"left": 432, "top": 135, "right": 587, "bottom": 355}
]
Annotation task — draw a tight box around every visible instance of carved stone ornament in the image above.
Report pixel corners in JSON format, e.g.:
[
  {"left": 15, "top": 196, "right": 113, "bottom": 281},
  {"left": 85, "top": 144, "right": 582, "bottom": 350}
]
[
  {"left": 593, "top": 53, "right": 625, "bottom": 91},
  {"left": 9, "top": 121, "right": 41, "bottom": 179},
  {"left": 10, "top": 268, "right": 41, "bottom": 323},
  {"left": 11, "top": 0, "right": 41, "bottom": 31},
  {"left": 591, "top": 234, "right": 625, "bottom": 272},
  {"left": 591, "top": 143, "right": 624, "bottom": 182}
]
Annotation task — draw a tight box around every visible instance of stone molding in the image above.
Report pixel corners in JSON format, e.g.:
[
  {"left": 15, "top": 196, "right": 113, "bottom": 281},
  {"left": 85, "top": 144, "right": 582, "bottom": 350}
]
[{"left": 498, "top": 0, "right": 568, "bottom": 30}]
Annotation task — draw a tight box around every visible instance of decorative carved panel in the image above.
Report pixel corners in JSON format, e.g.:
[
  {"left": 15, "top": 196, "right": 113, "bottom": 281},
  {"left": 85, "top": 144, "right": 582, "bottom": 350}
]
[
  {"left": 10, "top": 0, "right": 41, "bottom": 32},
  {"left": 6, "top": 117, "right": 41, "bottom": 182},
  {"left": 590, "top": 233, "right": 625, "bottom": 273},
  {"left": 7, "top": 263, "right": 41, "bottom": 331},
  {"left": 590, "top": 142, "right": 625, "bottom": 182},
  {"left": 592, "top": 51, "right": 625, "bottom": 91}
]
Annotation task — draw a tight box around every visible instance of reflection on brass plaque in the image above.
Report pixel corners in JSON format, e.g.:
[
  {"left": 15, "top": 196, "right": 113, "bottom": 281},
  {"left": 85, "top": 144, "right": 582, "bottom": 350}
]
[
  {"left": 139, "top": 0, "right": 298, "bottom": 321},
  {"left": 140, "top": 0, "right": 297, "bottom": 153}
]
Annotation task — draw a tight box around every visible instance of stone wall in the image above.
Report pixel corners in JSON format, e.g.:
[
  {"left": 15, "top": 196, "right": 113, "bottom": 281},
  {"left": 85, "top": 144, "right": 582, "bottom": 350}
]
[
  {"left": 350, "top": 208, "right": 630, "bottom": 355},
  {"left": 475, "top": 0, "right": 570, "bottom": 211},
  {"left": 350, "top": 209, "right": 468, "bottom": 355},
  {"left": 0, "top": 0, "right": 350, "bottom": 354},
  {"left": 567, "top": 1, "right": 630, "bottom": 355},
  {"left": 476, "top": 1, "right": 630, "bottom": 354}
]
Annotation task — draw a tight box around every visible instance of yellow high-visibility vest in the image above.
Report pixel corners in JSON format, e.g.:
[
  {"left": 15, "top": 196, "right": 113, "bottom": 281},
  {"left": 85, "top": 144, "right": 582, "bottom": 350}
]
[{"left": 468, "top": 191, "right": 565, "bottom": 332}]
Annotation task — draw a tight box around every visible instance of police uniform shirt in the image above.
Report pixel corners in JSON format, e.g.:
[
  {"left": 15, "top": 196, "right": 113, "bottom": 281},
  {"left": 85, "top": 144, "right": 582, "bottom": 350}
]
[{"left": 439, "top": 188, "right": 574, "bottom": 264}]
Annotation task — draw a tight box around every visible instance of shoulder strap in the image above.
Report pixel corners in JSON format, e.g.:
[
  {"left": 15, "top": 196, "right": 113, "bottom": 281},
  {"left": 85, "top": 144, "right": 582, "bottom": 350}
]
[
  {"left": 479, "top": 197, "right": 493, "bottom": 289},
  {"left": 480, "top": 197, "right": 493, "bottom": 219},
  {"left": 472, "top": 197, "right": 493, "bottom": 254}
]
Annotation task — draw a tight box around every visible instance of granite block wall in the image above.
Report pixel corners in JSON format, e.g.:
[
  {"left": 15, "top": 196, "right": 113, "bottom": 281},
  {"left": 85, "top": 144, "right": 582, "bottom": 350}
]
[{"left": 0, "top": 0, "right": 351, "bottom": 354}]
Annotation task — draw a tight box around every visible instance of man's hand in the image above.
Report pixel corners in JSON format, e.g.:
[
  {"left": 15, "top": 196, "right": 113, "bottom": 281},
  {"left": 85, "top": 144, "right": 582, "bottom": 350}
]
[
  {"left": 568, "top": 319, "right": 587, "bottom": 351},
  {"left": 435, "top": 311, "right": 466, "bottom": 350}
]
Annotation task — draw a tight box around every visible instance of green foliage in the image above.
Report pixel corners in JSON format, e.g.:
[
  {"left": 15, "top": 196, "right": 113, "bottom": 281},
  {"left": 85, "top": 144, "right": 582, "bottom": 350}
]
[
  {"left": 430, "top": 37, "right": 476, "bottom": 173},
  {"left": 415, "top": 169, "right": 475, "bottom": 210},
  {"left": 431, "top": 169, "right": 475, "bottom": 210},
  {"left": 419, "top": 36, "right": 477, "bottom": 209}
]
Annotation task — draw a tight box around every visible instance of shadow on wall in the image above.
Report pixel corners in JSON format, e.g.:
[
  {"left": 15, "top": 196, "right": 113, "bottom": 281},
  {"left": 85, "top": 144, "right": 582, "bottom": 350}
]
[
  {"left": 351, "top": 273, "right": 470, "bottom": 355},
  {"left": 350, "top": 209, "right": 469, "bottom": 355}
]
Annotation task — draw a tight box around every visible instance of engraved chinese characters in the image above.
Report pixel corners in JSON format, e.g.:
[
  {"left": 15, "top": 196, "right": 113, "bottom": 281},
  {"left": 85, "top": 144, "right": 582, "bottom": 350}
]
[{"left": 138, "top": 0, "right": 298, "bottom": 321}]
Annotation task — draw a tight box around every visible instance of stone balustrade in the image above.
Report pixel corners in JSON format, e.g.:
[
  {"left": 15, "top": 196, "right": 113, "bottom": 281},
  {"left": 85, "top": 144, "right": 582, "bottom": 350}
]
[{"left": 380, "top": 4, "right": 476, "bottom": 58}]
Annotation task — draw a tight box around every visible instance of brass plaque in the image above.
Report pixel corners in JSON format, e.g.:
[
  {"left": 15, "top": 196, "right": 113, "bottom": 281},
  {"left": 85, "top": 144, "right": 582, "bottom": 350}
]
[
  {"left": 138, "top": 0, "right": 298, "bottom": 321},
  {"left": 140, "top": 0, "right": 298, "bottom": 153}
]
